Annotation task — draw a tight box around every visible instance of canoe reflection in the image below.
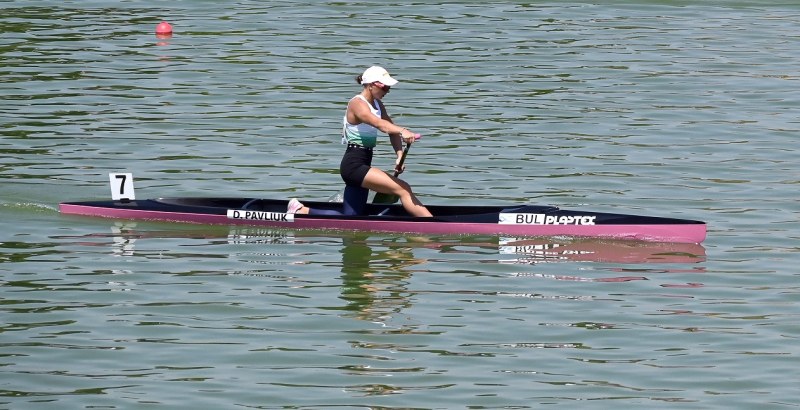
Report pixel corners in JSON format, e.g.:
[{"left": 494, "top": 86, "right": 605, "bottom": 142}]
[
  {"left": 54, "top": 223, "right": 707, "bottom": 323},
  {"left": 498, "top": 237, "right": 706, "bottom": 265},
  {"left": 56, "top": 222, "right": 706, "bottom": 265}
]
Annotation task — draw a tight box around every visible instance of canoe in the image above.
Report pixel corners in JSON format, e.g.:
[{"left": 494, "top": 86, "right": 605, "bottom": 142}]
[{"left": 59, "top": 197, "right": 706, "bottom": 243}]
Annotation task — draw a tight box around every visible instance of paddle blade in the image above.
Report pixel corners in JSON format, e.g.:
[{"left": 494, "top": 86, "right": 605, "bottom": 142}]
[{"left": 372, "top": 192, "right": 399, "bottom": 204}]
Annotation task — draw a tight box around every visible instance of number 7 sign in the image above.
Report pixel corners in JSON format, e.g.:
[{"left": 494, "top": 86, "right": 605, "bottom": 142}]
[{"left": 109, "top": 173, "right": 135, "bottom": 201}]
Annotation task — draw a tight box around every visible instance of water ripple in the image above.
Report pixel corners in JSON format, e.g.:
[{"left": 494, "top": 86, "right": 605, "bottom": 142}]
[{"left": 2, "top": 2, "right": 798, "bottom": 408}]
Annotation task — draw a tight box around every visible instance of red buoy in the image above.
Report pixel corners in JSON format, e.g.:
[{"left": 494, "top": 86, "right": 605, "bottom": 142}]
[{"left": 155, "top": 21, "right": 173, "bottom": 36}]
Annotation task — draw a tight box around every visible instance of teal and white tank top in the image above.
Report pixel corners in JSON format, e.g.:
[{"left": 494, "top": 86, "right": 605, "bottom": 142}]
[{"left": 342, "top": 95, "right": 381, "bottom": 148}]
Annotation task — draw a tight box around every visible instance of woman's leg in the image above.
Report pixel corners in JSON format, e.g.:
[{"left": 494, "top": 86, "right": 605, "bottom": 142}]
[
  {"left": 290, "top": 199, "right": 341, "bottom": 216},
  {"left": 307, "top": 207, "right": 341, "bottom": 216},
  {"left": 361, "top": 168, "right": 432, "bottom": 217},
  {"left": 343, "top": 185, "right": 369, "bottom": 215},
  {"left": 289, "top": 185, "right": 368, "bottom": 216}
]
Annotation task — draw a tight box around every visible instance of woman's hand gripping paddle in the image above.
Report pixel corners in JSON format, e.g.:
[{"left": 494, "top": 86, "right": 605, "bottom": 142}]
[{"left": 372, "top": 134, "right": 421, "bottom": 204}]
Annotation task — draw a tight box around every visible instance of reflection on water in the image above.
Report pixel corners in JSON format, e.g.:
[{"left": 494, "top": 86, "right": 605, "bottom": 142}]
[
  {"left": 50, "top": 222, "right": 709, "bottom": 322},
  {"left": 337, "top": 234, "right": 422, "bottom": 323},
  {"left": 499, "top": 237, "right": 706, "bottom": 265},
  {"left": 110, "top": 222, "right": 136, "bottom": 257},
  {"left": 7, "top": 217, "right": 784, "bottom": 407},
  {"left": 57, "top": 222, "right": 706, "bottom": 266}
]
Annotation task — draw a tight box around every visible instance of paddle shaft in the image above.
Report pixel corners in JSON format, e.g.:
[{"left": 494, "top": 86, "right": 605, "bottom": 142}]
[
  {"left": 392, "top": 143, "right": 411, "bottom": 177},
  {"left": 391, "top": 133, "right": 421, "bottom": 176}
]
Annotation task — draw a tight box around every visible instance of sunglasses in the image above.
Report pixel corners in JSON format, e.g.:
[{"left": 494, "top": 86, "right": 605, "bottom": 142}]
[{"left": 373, "top": 82, "right": 391, "bottom": 93}]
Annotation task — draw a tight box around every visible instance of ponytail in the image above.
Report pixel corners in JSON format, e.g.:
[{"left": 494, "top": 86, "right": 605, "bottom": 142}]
[{"left": 355, "top": 75, "right": 363, "bottom": 84}]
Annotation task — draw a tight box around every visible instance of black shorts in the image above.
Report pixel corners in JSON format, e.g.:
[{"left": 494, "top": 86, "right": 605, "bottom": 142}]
[{"left": 340, "top": 145, "right": 373, "bottom": 187}]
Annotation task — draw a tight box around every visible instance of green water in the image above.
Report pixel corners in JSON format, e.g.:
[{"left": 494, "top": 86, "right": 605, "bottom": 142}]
[{"left": 1, "top": 1, "right": 797, "bottom": 408}]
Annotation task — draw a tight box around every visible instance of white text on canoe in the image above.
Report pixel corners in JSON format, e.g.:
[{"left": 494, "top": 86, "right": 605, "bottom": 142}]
[
  {"left": 227, "top": 209, "right": 295, "bottom": 222},
  {"left": 499, "top": 213, "right": 596, "bottom": 225}
]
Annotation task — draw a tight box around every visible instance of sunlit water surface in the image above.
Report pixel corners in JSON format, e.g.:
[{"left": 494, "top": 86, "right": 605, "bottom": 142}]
[{"left": 1, "top": 1, "right": 798, "bottom": 408}]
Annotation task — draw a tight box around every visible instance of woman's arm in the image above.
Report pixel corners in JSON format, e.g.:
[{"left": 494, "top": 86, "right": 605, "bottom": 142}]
[{"left": 376, "top": 99, "right": 404, "bottom": 154}]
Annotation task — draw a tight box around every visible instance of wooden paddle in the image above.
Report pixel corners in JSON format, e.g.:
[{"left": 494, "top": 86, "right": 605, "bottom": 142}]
[{"left": 372, "top": 134, "right": 421, "bottom": 204}]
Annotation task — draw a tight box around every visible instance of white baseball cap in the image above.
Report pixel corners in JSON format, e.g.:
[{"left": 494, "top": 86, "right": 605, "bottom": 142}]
[{"left": 360, "top": 66, "right": 399, "bottom": 86}]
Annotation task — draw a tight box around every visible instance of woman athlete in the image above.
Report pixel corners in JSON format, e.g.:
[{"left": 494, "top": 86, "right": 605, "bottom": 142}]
[{"left": 288, "top": 66, "right": 432, "bottom": 217}]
